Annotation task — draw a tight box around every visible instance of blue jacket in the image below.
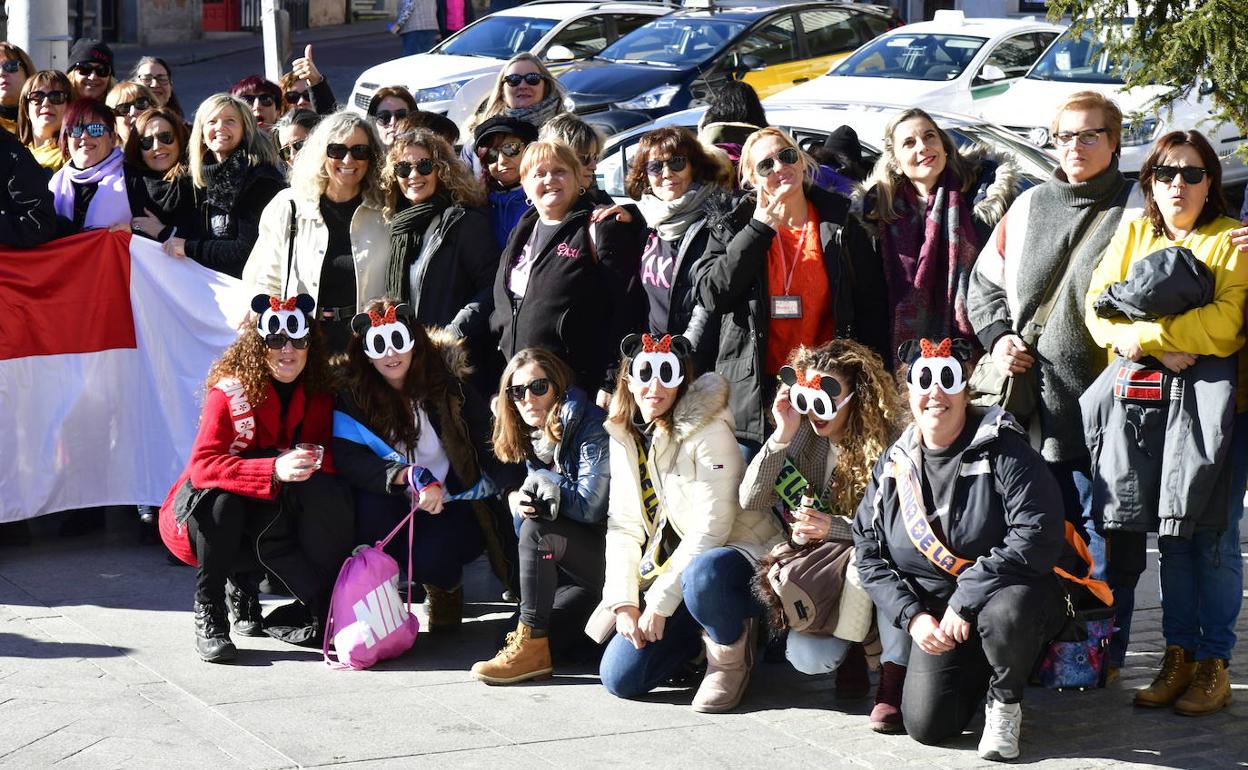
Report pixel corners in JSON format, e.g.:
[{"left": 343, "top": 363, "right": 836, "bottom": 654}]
[
  {"left": 488, "top": 184, "right": 529, "bottom": 250},
  {"left": 517, "top": 386, "right": 610, "bottom": 530}
]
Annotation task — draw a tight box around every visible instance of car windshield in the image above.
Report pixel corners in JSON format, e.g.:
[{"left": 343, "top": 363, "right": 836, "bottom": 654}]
[
  {"left": 1026, "top": 27, "right": 1134, "bottom": 84},
  {"left": 830, "top": 33, "right": 987, "bottom": 81},
  {"left": 438, "top": 17, "right": 558, "bottom": 59},
  {"left": 597, "top": 17, "right": 748, "bottom": 67}
]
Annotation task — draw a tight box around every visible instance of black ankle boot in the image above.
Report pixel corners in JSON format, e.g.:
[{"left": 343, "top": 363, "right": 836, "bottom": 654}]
[
  {"left": 226, "top": 580, "right": 265, "bottom": 637},
  {"left": 194, "top": 600, "right": 238, "bottom": 663}
]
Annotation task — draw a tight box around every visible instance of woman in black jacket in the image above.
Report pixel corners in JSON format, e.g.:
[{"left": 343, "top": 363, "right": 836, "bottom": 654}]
[
  {"left": 125, "top": 107, "right": 198, "bottom": 242},
  {"left": 489, "top": 140, "right": 640, "bottom": 399},
  {"left": 692, "top": 127, "right": 889, "bottom": 451},
  {"left": 0, "top": 123, "right": 58, "bottom": 247},
  {"left": 162, "top": 93, "right": 286, "bottom": 277}
]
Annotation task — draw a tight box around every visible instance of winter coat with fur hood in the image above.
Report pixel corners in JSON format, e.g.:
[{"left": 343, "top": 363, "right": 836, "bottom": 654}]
[{"left": 597, "top": 373, "right": 785, "bottom": 619}]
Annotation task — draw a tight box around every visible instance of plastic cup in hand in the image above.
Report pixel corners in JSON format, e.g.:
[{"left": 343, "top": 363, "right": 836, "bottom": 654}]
[{"left": 296, "top": 443, "right": 324, "bottom": 469}]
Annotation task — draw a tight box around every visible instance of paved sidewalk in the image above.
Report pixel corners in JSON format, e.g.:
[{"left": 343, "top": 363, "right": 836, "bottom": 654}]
[{"left": 0, "top": 514, "right": 1244, "bottom": 769}]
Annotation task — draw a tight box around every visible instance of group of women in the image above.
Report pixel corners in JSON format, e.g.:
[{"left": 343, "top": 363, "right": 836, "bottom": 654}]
[{"left": 1, "top": 40, "right": 1243, "bottom": 765}]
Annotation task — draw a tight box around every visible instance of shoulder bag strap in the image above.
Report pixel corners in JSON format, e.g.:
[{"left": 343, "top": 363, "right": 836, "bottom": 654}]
[
  {"left": 1019, "top": 207, "right": 1112, "bottom": 346},
  {"left": 284, "top": 199, "right": 297, "bottom": 298}
]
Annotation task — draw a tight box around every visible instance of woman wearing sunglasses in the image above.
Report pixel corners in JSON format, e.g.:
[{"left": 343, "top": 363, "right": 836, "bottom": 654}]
[
  {"left": 67, "top": 39, "right": 114, "bottom": 102},
  {"left": 159, "top": 293, "right": 353, "bottom": 663},
  {"left": 47, "top": 99, "right": 146, "bottom": 231},
  {"left": 366, "top": 86, "right": 419, "bottom": 148},
  {"left": 273, "top": 108, "right": 321, "bottom": 171},
  {"left": 105, "top": 81, "right": 158, "bottom": 149},
  {"left": 229, "top": 75, "right": 283, "bottom": 129},
  {"left": 244, "top": 111, "right": 390, "bottom": 354},
  {"left": 0, "top": 42, "right": 34, "bottom": 134},
  {"left": 1083, "top": 129, "right": 1247, "bottom": 718},
  {"left": 693, "top": 127, "right": 890, "bottom": 456},
  {"left": 130, "top": 56, "right": 185, "bottom": 119},
  {"left": 333, "top": 297, "right": 515, "bottom": 631},
  {"left": 472, "top": 347, "right": 610, "bottom": 683},
  {"left": 17, "top": 70, "right": 71, "bottom": 175},
  {"left": 473, "top": 115, "right": 537, "bottom": 249},
  {"left": 866, "top": 108, "right": 1021, "bottom": 369},
  {"left": 124, "top": 107, "right": 198, "bottom": 242},
  {"left": 165, "top": 94, "right": 284, "bottom": 277},
  {"left": 278, "top": 67, "right": 336, "bottom": 119},
  {"left": 464, "top": 53, "right": 565, "bottom": 174}
]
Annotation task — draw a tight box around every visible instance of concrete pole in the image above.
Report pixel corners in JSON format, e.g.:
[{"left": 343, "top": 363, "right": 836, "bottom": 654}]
[
  {"left": 261, "top": 0, "right": 291, "bottom": 83},
  {"left": 8, "top": 0, "right": 72, "bottom": 70}
]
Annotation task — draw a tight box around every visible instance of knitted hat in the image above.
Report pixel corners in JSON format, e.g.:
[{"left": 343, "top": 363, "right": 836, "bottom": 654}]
[
  {"left": 823, "top": 125, "right": 862, "bottom": 168},
  {"left": 68, "top": 39, "right": 114, "bottom": 70},
  {"left": 474, "top": 115, "right": 539, "bottom": 145}
]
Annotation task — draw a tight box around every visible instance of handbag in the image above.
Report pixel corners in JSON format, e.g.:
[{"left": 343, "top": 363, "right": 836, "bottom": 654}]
[
  {"left": 1034, "top": 585, "right": 1117, "bottom": 690},
  {"left": 755, "top": 537, "right": 872, "bottom": 640}
]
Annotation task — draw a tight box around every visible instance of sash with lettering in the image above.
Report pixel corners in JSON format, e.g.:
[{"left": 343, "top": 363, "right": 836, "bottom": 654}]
[
  {"left": 172, "top": 377, "right": 257, "bottom": 526},
  {"left": 637, "top": 451, "right": 683, "bottom": 585},
  {"left": 773, "top": 458, "right": 829, "bottom": 513},
  {"left": 886, "top": 445, "right": 976, "bottom": 577}
]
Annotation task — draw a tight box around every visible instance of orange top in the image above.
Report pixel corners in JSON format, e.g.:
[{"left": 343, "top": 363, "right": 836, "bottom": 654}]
[{"left": 765, "top": 201, "right": 834, "bottom": 375}]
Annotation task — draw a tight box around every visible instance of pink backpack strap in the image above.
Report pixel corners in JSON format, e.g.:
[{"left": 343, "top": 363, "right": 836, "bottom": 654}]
[{"left": 322, "top": 554, "right": 356, "bottom": 669}]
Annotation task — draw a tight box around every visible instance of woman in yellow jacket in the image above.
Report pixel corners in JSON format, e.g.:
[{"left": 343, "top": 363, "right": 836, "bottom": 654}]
[{"left": 1084, "top": 129, "right": 1246, "bottom": 717}]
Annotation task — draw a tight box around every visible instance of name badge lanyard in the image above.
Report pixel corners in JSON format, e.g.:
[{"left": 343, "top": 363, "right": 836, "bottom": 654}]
[{"left": 770, "top": 220, "right": 808, "bottom": 320}]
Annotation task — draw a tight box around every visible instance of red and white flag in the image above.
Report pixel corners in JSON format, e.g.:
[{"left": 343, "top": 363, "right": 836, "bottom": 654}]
[{"left": 0, "top": 231, "right": 245, "bottom": 521}]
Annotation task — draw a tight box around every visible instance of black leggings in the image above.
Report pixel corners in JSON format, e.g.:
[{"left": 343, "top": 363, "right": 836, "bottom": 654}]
[
  {"left": 189, "top": 490, "right": 272, "bottom": 605},
  {"left": 518, "top": 516, "right": 605, "bottom": 632},
  {"left": 902, "top": 580, "right": 1066, "bottom": 746}
]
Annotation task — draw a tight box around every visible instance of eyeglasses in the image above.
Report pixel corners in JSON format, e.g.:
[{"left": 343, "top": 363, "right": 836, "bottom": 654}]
[
  {"left": 507, "top": 378, "right": 552, "bottom": 401},
  {"left": 1052, "top": 127, "right": 1109, "bottom": 147},
  {"left": 645, "top": 155, "right": 688, "bottom": 176},
  {"left": 137, "top": 74, "right": 170, "bottom": 87},
  {"left": 395, "top": 158, "right": 435, "bottom": 178},
  {"left": 27, "top": 90, "right": 69, "bottom": 106},
  {"left": 1152, "top": 165, "right": 1208, "bottom": 185},
  {"left": 373, "top": 108, "right": 410, "bottom": 126},
  {"left": 285, "top": 90, "right": 312, "bottom": 105},
  {"left": 503, "top": 72, "right": 544, "bottom": 88},
  {"left": 1, "top": 60, "right": 23, "bottom": 74},
  {"left": 327, "top": 143, "right": 371, "bottom": 161},
  {"left": 480, "top": 141, "right": 525, "bottom": 164},
  {"left": 112, "top": 97, "right": 153, "bottom": 115},
  {"left": 73, "top": 63, "right": 111, "bottom": 78},
  {"left": 68, "top": 122, "right": 110, "bottom": 139},
  {"left": 138, "top": 131, "right": 176, "bottom": 151},
  {"left": 239, "top": 92, "right": 276, "bottom": 107},
  {"left": 280, "top": 139, "right": 305, "bottom": 162},
  {"left": 263, "top": 333, "right": 310, "bottom": 350},
  {"left": 754, "top": 147, "right": 800, "bottom": 178}
]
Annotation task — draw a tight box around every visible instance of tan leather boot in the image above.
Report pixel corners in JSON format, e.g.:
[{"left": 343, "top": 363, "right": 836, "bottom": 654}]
[
  {"left": 691, "top": 619, "right": 756, "bottom": 713},
  {"left": 1134, "top": 645, "right": 1196, "bottom": 708},
  {"left": 1174, "top": 659, "right": 1232, "bottom": 716},
  {"left": 471, "top": 622, "right": 552, "bottom": 685},
  {"left": 424, "top": 584, "right": 463, "bottom": 631}
]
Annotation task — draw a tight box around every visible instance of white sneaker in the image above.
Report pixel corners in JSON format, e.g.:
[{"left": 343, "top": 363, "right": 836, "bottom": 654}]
[{"left": 978, "top": 699, "right": 1021, "bottom": 761}]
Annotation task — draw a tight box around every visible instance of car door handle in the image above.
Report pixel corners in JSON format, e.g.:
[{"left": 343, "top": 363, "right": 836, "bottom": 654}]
[{"left": 793, "top": 77, "right": 810, "bottom": 83}]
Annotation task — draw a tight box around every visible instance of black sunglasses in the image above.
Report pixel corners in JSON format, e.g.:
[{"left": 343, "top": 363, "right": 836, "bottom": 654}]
[
  {"left": 264, "top": 333, "right": 310, "bottom": 350},
  {"left": 480, "top": 140, "right": 525, "bottom": 164},
  {"left": 1, "top": 60, "right": 23, "bottom": 74},
  {"left": 395, "top": 158, "right": 435, "bottom": 178},
  {"left": 754, "top": 147, "right": 800, "bottom": 178},
  {"left": 28, "top": 89, "right": 69, "bottom": 106},
  {"left": 1152, "top": 165, "right": 1208, "bottom": 185},
  {"left": 280, "top": 139, "right": 306, "bottom": 161},
  {"left": 503, "top": 72, "right": 544, "bottom": 88},
  {"left": 645, "top": 155, "right": 688, "bottom": 176},
  {"left": 240, "top": 92, "right": 276, "bottom": 107},
  {"left": 373, "top": 108, "right": 410, "bottom": 126},
  {"left": 138, "top": 131, "right": 176, "bottom": 151},
  {"left": 68, "top": 122, "right": 110, "bottom": 138},
  {"left": 285, "top": 90, "right": 312, "bottom": 104},
  {"left": 73, "top": 63, "right": 111, "bottom": 78},
  {"left": 113, "top": 97, "right": 153, "bottom": 115},
  {"left": 327, "top": 143, "right": 371, "bottom": 161},
  {"left": 507, "top": 378, "right": 552, "bottom": 401}
]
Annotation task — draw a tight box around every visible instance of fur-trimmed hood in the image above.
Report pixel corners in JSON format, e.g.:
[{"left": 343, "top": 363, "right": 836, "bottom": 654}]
[{"left": 603, "top": 372, "right": 733, "bottom": 445}]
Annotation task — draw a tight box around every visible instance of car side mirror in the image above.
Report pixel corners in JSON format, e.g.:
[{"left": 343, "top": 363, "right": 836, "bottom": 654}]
[
  {"left": 977, "top": 64, "right": 1007, "bottom": 83},
  {"left": 729, "top": 52, "right": 765, "bottom": 79},
  {"left": 545, "top": 45, "right": 577, "bottom": 63}
]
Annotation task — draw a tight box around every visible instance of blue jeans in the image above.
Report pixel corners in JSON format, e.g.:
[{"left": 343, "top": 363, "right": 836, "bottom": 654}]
[
  {"left": 400, "top": 29, "right": 439, "bottom": 57},
  {"left": 1158, "top": 411, "right": 1248, "bottom": 661},
  {"left": 600, "top": 547, "right": 755, "bottom": 699},
  {"left": 786, "top": 605, "right": 911, "bottom": 674}
]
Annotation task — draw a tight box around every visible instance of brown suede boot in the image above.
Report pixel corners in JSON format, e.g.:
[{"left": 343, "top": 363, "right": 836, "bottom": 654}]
[
  {"left": 835, "top": 643, "right": 870, "bottom": 699},
  {"left": 691, "top": 619, "right": 756, "bottom": 713},
  {"left": 1134, "top": 645, "right": 1196, "bottom": 708},
  {"left": 471, "top": 622, "right": 552, "bottom": 685},
  {"left": 869, "top": 661, "right": 906, "bottom": 733},
  {"left": 1174, "top": 659, "right": 1232, "bottom": 716},
  {"left": 424, "top": 584, "right": 463, "bottom": 631}
]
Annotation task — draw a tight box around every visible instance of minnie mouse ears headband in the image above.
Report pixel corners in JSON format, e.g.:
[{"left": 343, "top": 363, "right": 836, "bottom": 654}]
[
  {"left": 350, "top": 304, "right": 417, "bottom": 360},
  {"left": 252, "top": 294, "right": 315, "bottom": 341},
  {"left": 620, "top": 333, "right": 692, "bottom": 388},
  {"left": 779, "top": 365, "right": 850, "bottom": 421},
  {"left": 897, "top": 337, "right": 975, "bottom": 396}
]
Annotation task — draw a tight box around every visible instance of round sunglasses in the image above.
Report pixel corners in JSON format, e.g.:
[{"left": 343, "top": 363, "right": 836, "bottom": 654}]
[
  {"left": 326, "top": 143, "right": 371, "bottom": 161},
  {"left": 264, "top": 333, "right": 310, "bottom": 350},
  {"left": 27, "top": 90, "right": 69, "bottom": 106},
  {"left": 138, "top": 131, "right": 176, "bottom": 151},
  {"left": 395, "top": 158, "right": 435, "bottom": 178},
  {"left": 507, "top": 377, "right": 552, "bottom": 401},
  {"left": 503, "top": 72, "right": 544, "bottom": 88},
  {"left": 754, "top": 147, "right": 800, "bottom": 178},
  {"left": 68, "top": 122, "right": 110, "bottom": 139},
  {"left": 645, "top": 155, "right": 688, "bottom": 176}
]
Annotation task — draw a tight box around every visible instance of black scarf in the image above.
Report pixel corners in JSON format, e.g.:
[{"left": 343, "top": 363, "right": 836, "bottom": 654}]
[
  {"left": 386, "top": 190, "right": 453, "bottom": 299},
  {"left": 0, "top": 105, "right": 17, "bottom": 123},
  {"left": 200, "top": 149, "right": 251, "bottom": 214},
  {"left": 141, "top": 169, "right": 189, "bottom": 222}
]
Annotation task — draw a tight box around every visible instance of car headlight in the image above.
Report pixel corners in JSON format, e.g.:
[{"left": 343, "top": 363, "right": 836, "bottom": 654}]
[
  {"left": 614, "top": 84, "right": 681, "bottom": 111},
  {"left": 1121, "top": 117, "right": 1159, "bottom": 147},
  {"left": 415, "top": 79, "right": 470, "bottom": 105}
]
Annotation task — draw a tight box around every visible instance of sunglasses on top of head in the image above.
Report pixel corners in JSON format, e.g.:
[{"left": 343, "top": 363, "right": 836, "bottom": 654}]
[
  {"left": 507, "top": 378, "right": 552, "bottom": 401},
  {"left": 373, "top": 108, "right": 410, "bottom": 126},
  {"left": 326, "top": 143, "right": 371, "bottom": 161},
  {"left": 264, "top": 332, "right": 311, "bottom": 350},
  {"left": 28, "top": 89, "right": 69, "bottom": 106},
  {"left": 754, "top": 147, "right": 800, "bottom": 178},
  {"left": 68, "top": 122, "right": 110, "bottom": 139},
  {"left": 394, "top": 158, "right": 435, "bottom": 178},
  {"left": 503, "top": 72, "right": 544, "bottom": 88},
  {"left": 73, "top": 63, "right": 111, "bottom": 78},
  {"left": 1, "top": 60, "right": 24, "bottom": 74},
  {"left": 138, "top": 131, "right": 176, "bottom": 151},
  {"left": 1152, "top": 165, "right": 1209, "bottom": 185}
]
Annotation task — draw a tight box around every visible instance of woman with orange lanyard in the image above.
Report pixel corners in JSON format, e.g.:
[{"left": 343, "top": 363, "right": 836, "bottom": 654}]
[{"left": 693, "top": 127, "right": 889, "bottom": 455}]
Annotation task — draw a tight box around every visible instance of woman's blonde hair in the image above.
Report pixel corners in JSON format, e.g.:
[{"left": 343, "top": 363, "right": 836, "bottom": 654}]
[
  {"left": 288, "top": 109, "right": 386, "bottom": 210},
  {"left": 384, "top": 128, "right": 485, "bottom": 213},
  {"left": 738, "top": 126, "right": 814, "bottom": 190},
  {"left": 867, "top": 108, "right": 972, "bottom": 224},
  {"left": 492, "top": 348, "right": 576, "bottom": 464},
  {"left": 518, "top": 139, "right": 584, "bottom": 186},
  {"left": 471, "top": 53, "right": 563, "bottom": 132},
  {"left": 786, "top": 339, "right": 901, "bottom": 518},
  {"left": 189, "top": 93, "right": 280, "bottom": 187}
]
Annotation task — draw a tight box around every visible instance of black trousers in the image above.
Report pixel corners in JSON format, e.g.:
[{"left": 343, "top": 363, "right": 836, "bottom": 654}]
[
  {"left": 902, "top": 579, "right": 1066, "bottom": 746},
  {"left": 518, "top": 515, "right": 605, "bottom": 632}
]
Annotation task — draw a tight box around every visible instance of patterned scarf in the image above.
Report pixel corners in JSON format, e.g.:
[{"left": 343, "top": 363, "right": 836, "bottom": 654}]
[
  {"left": 880, "top": 166, "right": 978, "bottom": 367},
  {"left": 502, "top": 93, "right": 562, "bottom": 130}
]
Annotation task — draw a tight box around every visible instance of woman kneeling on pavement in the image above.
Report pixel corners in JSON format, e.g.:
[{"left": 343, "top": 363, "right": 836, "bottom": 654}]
[
  {"left": 332, "top": 299, "right": 515, "bottom": 630},
  {"left": 594, "top": 333, "right": 783, "bottom": 712},
  {"left": 159, "top": 294, "right": 353, "bottom": 662},
  {"left": 853, "top": 338, "right": 1069, "bottom": 761},
  {"left": 741, "top": 338, "right": 909, "bottom": 732},
  {"left": 472, "top": 347, "right": 610, "bottom": 683}
]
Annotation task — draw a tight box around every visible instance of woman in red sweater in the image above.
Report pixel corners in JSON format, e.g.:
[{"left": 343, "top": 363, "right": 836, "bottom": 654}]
[{"left": 159, "top": 293, "right": 353, "bottom": 663}]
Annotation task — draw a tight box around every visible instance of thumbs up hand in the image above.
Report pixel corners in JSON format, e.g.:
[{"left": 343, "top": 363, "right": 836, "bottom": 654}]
[{"left": 291, "top": 44, "right": 323, "bottom": 86}]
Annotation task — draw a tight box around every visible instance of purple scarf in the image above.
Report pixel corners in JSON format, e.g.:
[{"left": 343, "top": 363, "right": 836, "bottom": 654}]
[
  {"left": 49, "top": 146, "right": 131, "bottom": 229},
  {"left": 880, "top": 166, "right": 978, "bottom": 367}
]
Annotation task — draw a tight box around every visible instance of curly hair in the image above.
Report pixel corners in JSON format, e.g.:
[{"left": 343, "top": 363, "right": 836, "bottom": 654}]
[
  {"left": 867, "top": 108, "right": 974, "bottom": 225},
  {"left": 289, "top": 109, "right": 387, "bottom": 211},
  {"left": 342, "top": 297, "right": 454, "bottom": 450},
  {"left": 786, "top": 339, "right": 901, "bottom": 519},
  {"left": 205, "top": 320, "right": 334, "bottom": 406},
  {"left": 493, "top": 348, "right": 575, "bottom": 464},
  {"left": 625, "top": 126, "right": 733, "bottom": 200},
  {"left": 384, "top": 128, "right": 486, "bottom": 213}
]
